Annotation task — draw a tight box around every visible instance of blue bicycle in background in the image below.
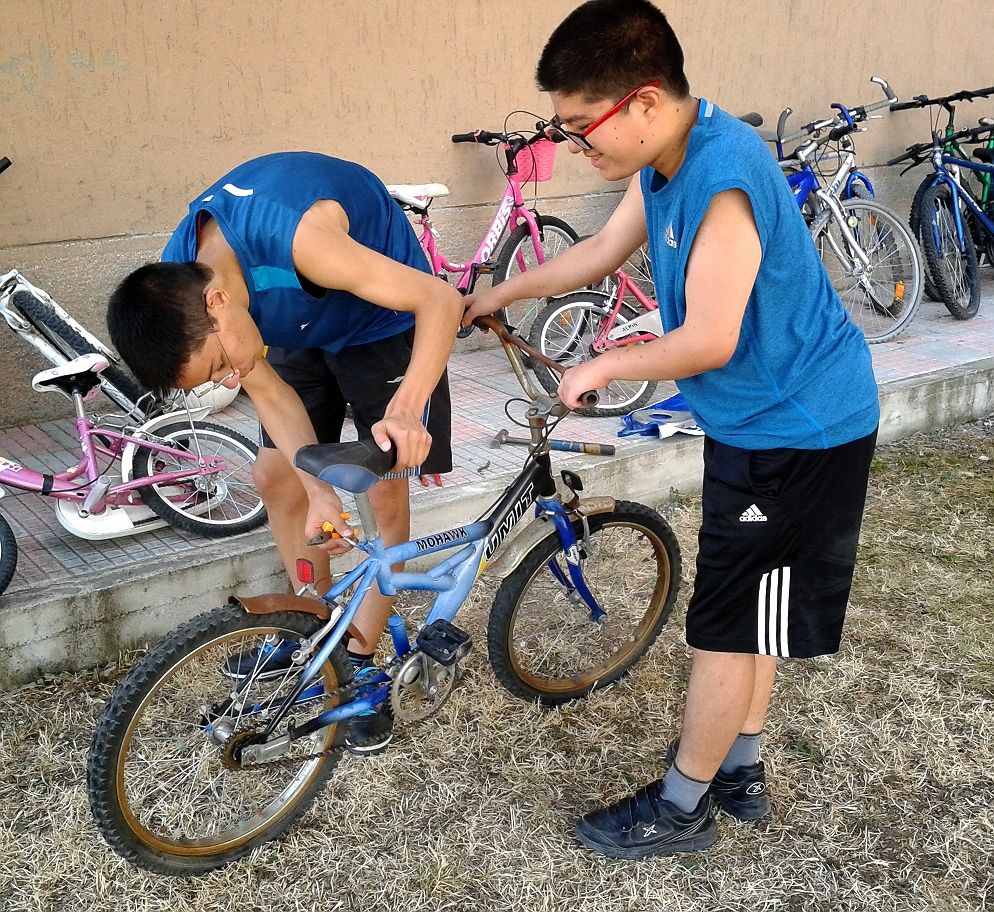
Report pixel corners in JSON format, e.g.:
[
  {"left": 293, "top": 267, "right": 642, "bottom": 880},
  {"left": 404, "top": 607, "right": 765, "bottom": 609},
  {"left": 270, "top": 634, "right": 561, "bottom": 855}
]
[
  {"left": 86, "top": 317, "right": 682, "bottom": 875},
  {"left": 888, "top": 87, "right": 994, "bottom": 320},
  {"left": 761, "top": 77, "right": 924, "bottom": 343}
]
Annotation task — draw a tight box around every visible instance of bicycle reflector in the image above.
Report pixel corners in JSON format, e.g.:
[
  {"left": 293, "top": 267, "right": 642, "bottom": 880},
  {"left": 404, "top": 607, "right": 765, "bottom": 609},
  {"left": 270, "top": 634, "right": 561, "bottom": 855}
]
[{"left": 296, "top": 559, "right": 315, "bottom": 585}]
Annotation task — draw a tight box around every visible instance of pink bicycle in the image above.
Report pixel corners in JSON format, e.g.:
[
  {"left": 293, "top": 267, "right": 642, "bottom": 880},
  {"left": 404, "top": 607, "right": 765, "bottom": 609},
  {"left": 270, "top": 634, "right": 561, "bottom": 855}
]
[
  {"left": 387, "top": 121, "right": 578, "bottom": 335},
  {"left": 0, "top": 345, "right": 266, "bottom": 597},
  {"left": 526, "top": 250, "right": 662, "bottom": 417}
]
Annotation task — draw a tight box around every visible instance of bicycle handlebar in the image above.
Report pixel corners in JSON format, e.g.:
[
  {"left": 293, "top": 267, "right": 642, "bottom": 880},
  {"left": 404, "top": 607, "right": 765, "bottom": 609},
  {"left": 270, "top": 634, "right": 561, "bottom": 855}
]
[
  {"left": 776, "top": 76, "right": 897, "bottom": 145},
  {"left": 0, "top": 157, "right": 11, "bottom": 176},
  {"left": 892, "top": 85, "right": 994, "bottom": 111},
  {"left": 451, "top": 130, "right": 502, "bottom": 145}
]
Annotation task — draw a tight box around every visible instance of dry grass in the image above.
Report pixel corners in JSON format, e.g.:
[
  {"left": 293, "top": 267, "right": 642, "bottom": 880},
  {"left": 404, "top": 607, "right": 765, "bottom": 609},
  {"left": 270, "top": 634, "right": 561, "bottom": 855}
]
[{"left": 1, "top": 420, "right": 992, "bottom": 912}]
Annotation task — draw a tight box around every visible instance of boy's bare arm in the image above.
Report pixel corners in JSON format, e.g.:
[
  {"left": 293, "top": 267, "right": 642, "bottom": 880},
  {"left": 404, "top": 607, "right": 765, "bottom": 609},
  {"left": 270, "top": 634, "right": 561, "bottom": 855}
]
[
  {"left": 557, "top": 189, "right": 761, "bottom": 407},
  {"left": 462, "top": 179, "right": 650, "bottom": 325},
  {"left": 292, "top": 201, "right": 463, "bottom": 469}
]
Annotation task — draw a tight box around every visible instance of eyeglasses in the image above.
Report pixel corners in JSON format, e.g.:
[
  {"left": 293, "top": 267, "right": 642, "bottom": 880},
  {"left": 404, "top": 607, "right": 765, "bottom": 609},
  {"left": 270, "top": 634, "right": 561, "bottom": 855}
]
[
  {"left": 546, "top": 81, "right": 662, "bottom": 151},
  {"left": 205, "top": 333, "right": 237, "bottom": 393}
]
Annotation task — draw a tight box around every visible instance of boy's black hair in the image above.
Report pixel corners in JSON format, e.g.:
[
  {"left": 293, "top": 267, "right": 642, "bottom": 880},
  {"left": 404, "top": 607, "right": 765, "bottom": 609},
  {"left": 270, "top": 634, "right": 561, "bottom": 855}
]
[
  {"left": 537, "top": 0, "right": 689, "bottom": 102},
  {"left": 106, "top": 261, "right": 215, "bottom": 397}
]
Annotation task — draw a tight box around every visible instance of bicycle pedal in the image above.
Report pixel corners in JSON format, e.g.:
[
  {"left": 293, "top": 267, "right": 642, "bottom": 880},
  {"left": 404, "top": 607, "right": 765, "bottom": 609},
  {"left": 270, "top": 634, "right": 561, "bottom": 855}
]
[{"left": 415, "top": 619, "right": 472, "bottom": 666}]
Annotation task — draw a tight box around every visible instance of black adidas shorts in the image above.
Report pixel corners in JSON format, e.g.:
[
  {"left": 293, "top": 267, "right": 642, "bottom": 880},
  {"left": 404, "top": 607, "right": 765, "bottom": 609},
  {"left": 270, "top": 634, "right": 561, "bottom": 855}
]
[
  {"left": 686, "top": 429, "right": 877, "bottom": 658},
  {"left": 260, "top": 328, "right": 453, "bottom": 476}
]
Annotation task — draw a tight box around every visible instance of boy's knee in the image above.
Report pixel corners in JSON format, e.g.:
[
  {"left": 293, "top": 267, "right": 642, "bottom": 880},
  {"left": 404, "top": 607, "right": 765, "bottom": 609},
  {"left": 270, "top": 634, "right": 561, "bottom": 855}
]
[{"left": 252, "top": 452, "right": 302, "bottom": 504}]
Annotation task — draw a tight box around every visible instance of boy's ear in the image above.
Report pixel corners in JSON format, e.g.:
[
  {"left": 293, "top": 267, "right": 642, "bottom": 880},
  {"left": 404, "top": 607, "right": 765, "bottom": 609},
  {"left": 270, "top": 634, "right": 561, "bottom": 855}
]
[{"left": 203, "top": 285, "right": 227, "bottom": 320}]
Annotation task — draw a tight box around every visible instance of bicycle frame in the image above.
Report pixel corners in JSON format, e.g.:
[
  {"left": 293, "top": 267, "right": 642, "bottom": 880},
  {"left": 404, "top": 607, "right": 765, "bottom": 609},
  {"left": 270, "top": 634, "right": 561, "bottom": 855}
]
[
  {"left": 928, "top": 156, "right": 994, "bottom": 247},
  {"left": 415, "top": 173, "right": 545, "bottom": 292},
  {"left": 0, "top": 407, "right": 227, "bottom": 510},
  {"left": 250, "top": 444, "right": 603, "bottom": 746}
]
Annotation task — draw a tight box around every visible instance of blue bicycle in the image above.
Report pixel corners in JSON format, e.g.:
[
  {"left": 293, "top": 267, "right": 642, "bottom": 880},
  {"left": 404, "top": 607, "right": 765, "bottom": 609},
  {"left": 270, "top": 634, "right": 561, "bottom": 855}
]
[
  {"left": 762, "top": 77, "right": 924, "bottom": 343},
  {"left": 86, "top": 322, "right": 681, "bottom": 874},
  {"left": 888, "top": 92, "right": 994, "bottom": 319}
]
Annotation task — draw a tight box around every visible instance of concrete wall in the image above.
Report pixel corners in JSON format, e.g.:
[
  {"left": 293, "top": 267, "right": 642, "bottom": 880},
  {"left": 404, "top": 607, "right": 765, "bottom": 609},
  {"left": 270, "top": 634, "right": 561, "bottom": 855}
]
[{"left": 1, "top": 0, "right": 992, "bottom": 424}]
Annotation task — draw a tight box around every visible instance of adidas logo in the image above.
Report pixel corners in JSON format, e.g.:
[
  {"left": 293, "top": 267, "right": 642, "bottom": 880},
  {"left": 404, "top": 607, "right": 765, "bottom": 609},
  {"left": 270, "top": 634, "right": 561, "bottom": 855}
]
[
  {"left": 665, "top": 223, "right": 677, "bottom": 248},
  {"left": 739, "top": 504, "right": 768, "bottom": 523}
]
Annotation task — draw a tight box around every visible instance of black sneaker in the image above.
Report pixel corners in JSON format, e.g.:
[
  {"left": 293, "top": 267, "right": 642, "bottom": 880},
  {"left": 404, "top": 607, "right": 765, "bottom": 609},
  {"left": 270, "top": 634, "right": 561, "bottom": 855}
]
[
  {"left": 221, "top": 639, "right": 297, "bottom": 681},
  {"left": 575, "top": 782, "right": 717, "bottom": 859},
  {"left": 343, "top": 661, "right": 394, "bottom": 756},
  {"left": 345, "top": 706, "right": 393, "bottom": 756},
  {"left": 665, "top": 740, "right": 771, "bottom": 821}
]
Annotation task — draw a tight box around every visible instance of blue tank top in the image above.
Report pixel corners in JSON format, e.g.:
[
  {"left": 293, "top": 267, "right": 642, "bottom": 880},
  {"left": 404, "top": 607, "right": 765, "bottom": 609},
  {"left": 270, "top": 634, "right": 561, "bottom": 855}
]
[
  {"left": 641, "top": 100, "right": 879, "bottom": 450},
  {"left": 162, "top": 152, "right": 430, "bottom": 353}
]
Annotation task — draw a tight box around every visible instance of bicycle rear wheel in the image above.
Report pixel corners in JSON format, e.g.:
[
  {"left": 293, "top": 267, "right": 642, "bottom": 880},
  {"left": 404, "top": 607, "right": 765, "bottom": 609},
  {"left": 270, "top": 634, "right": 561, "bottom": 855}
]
[
  {"left": 918, "top": 184, "right": 981, "bottom": 319},
  {"left": 815, "top": 199, "right": 923, "bottom": 343},
  {"left": 132, "top": 421, "right": 266, "bottom": 537},
  {"left": 88, "top": 604, "right": 352, "bottom": 875},
  {"left": 909, "top": 175, "right": 942, "bottom": 301},
  {"left": 10, "top": 290, "right": 148, "bottom": 413},
  {"left": 527, "top": 293, "right": 657, "bottom": 417},
  {"left": 488, "top": 502, "right": 681, "bottom": 705},
  {"left": 492, "top": 215, "right": 578, "bottom": 335}
]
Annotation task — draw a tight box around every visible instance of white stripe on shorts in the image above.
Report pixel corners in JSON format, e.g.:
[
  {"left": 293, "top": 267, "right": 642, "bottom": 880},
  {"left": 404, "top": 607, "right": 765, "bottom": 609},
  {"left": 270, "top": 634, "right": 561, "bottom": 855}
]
[{"left": 757, "top": 567, "right": 791, "bottom": 656}]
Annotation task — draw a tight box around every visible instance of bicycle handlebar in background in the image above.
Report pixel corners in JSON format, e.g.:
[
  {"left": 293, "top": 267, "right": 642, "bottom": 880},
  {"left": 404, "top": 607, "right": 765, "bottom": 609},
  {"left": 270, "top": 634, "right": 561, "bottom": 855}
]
[
  {"left": 775, "top": 76, "right": 897, "bottom": 146},
  {"left": 892, "top": 84, "right": 994, "bottom": 111},
  {"left": 0, "top": 157, "right": 11, "bottom": 176}
]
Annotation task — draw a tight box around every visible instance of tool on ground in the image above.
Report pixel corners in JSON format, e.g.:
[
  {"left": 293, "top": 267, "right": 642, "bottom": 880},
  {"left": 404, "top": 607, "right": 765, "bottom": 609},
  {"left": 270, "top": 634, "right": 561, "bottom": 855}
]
[{"left": 491, "top": 429, "right": 615, "bottom": 456}]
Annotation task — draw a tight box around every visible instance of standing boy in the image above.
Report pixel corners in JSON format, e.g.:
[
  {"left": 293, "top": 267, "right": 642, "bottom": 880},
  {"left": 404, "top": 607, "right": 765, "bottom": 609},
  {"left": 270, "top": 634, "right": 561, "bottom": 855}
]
[{"left": 464, "top": 0, "right": 878, "bottom": 858}]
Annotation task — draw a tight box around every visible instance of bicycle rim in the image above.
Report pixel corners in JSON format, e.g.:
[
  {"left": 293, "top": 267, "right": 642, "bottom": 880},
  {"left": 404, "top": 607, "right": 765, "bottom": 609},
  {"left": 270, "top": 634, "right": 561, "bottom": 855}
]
[
  {"left": 111, "top": 623, "right": 339, "bottom": 858},
  {"left": 139, "top": 423, "right": 265, "bottom": 533},
  {"left": 502, "top": 515, "right": 675, "bottom": 695}
]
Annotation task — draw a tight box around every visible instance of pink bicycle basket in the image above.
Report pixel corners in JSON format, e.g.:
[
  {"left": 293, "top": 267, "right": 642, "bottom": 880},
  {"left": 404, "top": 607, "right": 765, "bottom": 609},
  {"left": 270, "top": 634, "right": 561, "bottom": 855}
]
[{"left": 510, "top": 139, "right": 557, "bottom": 183}]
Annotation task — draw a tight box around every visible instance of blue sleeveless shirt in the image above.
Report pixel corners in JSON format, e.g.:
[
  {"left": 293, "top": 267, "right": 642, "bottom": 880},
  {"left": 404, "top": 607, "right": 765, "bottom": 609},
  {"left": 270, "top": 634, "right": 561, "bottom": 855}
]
[
  {"left": 162, "top": 152, "right": 429, "bottom": 353},
  {"left": 641, "top": 100, "right": 879, "bottom": 450}
]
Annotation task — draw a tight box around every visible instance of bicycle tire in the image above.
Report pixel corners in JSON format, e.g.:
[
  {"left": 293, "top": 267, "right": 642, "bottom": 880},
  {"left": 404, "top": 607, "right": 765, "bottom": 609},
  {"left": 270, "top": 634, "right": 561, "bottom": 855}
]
[
  {"left": 10, "top": 290, "right": 148, "bottom": 413},
  {"left": 908, "top": 175, "right": 942, "bottom": 301},
  {"left": 814, "top": 199, "right": 924, "bottom": 343},
  {"left": 132, "top": 420, "right": 267, "bottom": 537},
  {"left": 527, "top": 293, "right": 658, "bottom": 417},
  {"left": 918, "top": 184, "right": 981, "bottom": 319},
  {"left": 488, "top": 501, "right": 681, "bottom": 705},
  {"left": 492, "top": 215, "right": 579, "bottom": 335},
  {"left": 0, "top": 510, "right": 17, "bottom": 597},
  {"left": 88, "top": 603, "right": 352, "bottom": 874}
]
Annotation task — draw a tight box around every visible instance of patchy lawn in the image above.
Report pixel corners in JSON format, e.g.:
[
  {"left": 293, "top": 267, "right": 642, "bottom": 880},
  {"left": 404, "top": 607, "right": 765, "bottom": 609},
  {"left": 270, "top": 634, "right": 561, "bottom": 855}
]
[{"left": 1, "top": 420, "right": 991, "bottom": 912}]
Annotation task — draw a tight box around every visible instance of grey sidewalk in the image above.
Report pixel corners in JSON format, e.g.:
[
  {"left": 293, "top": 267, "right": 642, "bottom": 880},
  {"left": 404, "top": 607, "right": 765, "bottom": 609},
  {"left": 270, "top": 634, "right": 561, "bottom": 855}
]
[{"left": 1, "top": 282, "right": 993, "bottom": 687}]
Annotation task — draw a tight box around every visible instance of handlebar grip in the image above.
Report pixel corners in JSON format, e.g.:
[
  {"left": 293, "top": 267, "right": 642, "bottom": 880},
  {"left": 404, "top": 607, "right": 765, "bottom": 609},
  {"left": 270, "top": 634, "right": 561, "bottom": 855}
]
[
  {"left": 776, "top": 107, "right": 793, "bottom": 141},
  {"left": 0, "top": 157, "right": 11, "bottom": 175},
  {"left": 829, "top": 124, "right": 854, "bottom": 142},
  {"left": 451, "top": 132, "right": 480, "bottom": 143},
  {"left": 870, "top": 75, "right": 897, "bottom": 102},
  {"left": 890, "top": 100, "right": 920, "bottom": 112},
  {"left": 578, "top": 391, "right": 599, "bottom": 408}
]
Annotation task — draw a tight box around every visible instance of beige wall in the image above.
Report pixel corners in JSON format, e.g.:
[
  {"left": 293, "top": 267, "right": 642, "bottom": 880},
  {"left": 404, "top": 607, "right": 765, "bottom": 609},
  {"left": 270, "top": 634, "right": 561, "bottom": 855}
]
[
  {"left": 2, "top": 0, "right": 991, "bottom": 246},
  {"left": 0, "top": 0, "right": 991, "bottom": 426}
]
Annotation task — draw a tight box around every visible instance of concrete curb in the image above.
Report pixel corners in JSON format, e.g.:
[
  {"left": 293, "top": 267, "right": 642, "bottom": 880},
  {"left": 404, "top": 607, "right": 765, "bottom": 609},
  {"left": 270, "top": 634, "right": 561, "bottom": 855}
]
[{"left": 2, "top": 359, "right": 992, "bottom": 688}]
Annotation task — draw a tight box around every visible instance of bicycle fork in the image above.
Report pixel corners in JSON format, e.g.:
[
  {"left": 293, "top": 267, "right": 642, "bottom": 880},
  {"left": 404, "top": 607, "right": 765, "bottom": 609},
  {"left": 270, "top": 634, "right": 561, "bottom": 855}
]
[{"left": 539, "top": 499, "right": 606, "bottom": 623}]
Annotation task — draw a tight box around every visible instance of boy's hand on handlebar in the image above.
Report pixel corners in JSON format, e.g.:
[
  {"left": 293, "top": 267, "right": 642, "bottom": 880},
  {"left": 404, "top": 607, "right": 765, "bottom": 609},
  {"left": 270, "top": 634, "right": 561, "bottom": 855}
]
[
  {"left": 557, "top": 361, "right": 605, "bottom": 410},
  {"left": 462, "top": 287, "right": 507, "bottom": 328},
  {"left": 305, "top": 488, "right": 355, "bottom": 553}
]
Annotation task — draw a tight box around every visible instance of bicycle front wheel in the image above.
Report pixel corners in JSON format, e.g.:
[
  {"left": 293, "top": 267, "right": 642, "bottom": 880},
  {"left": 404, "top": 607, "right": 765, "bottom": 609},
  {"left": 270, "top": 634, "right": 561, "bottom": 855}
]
[
  {"left": 909, "top": 175, "right": 942, "bottom": 301},
  {"left": 488, "top": 502, "right": 681, "bottom": 705},
  {"left": 815, "top": 199, "right": 924, "bottom": 343},
  {"left": 132, "top": 421, "right": 267, "bottom": 537},
  {"left": 919, "top": 184, "right": 981, "bottom": 319},
  {"left": 492, "top": 215, "right": 578, "bottom": 335},
  {"left": 88, "top": 604, "right": 352, "bottom": 875},
  {"left": 527, "top": 293, "right": 658, "bottom": 417}
]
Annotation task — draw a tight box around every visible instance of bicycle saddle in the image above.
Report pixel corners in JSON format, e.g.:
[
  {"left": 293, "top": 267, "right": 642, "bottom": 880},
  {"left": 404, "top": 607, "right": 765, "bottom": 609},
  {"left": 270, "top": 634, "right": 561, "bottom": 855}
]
[
  {"left": 32, "top": 352, "right": 108, "bottom": 399},
  {"left": 294, "top": 439, "right": 396, "bottom": 494},
  {"left": 973, "top": 148, "right": 994, "bottom": 164},
  {"left": 385, "top": 183, "right": 450, "bottom": 211}
]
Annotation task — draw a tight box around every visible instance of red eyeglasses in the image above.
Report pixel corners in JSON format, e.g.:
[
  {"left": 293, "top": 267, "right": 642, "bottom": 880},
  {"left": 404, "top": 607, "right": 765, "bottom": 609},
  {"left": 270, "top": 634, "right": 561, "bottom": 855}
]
[{"left": 548, "top": 81, "right": 662, "bottom": 150}]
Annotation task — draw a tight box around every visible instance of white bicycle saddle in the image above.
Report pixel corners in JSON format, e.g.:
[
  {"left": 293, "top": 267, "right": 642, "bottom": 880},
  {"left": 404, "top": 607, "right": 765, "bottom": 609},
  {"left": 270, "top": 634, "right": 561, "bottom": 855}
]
[{"left": 386, "top": 183, "right": 450, "bottom": 209}]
